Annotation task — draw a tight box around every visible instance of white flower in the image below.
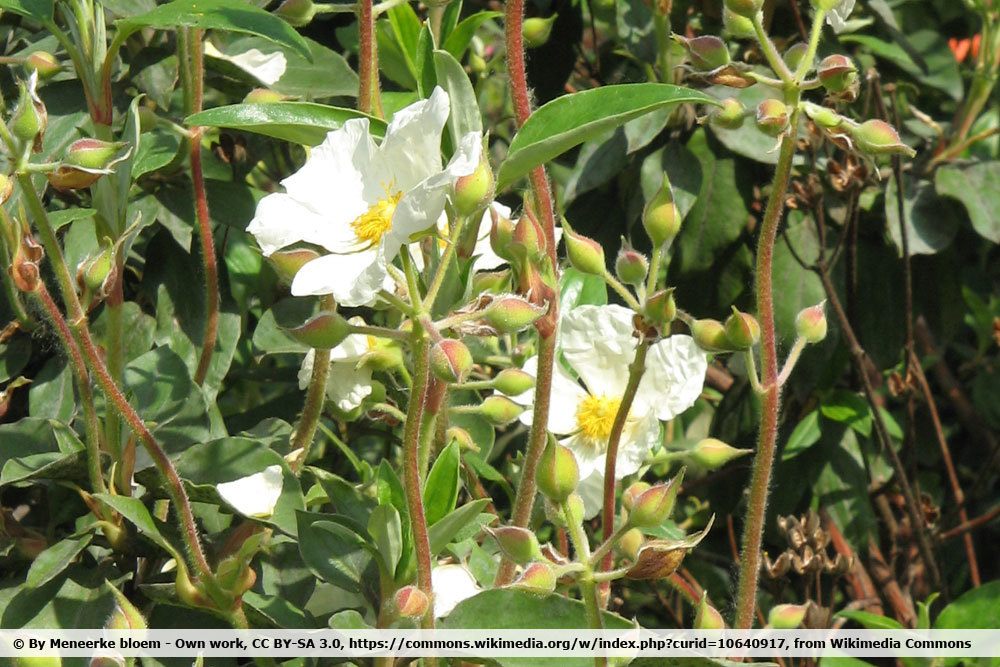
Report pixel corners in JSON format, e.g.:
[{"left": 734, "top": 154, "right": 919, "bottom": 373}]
[
  {"left": 248, "top": 87, "right": 481, "bottom": 307},
  {"left": 216, "top": 465, "right": 284, "bottom": 519},
  {"left": 204, "top": 42, "right": 288, "bottom": 85},
  {"left": 298, "top": 317, "right": 377, "bottom": 412},
  {"left": 825, "top": 0, "right": 855, "bottom": 32},
  {"left": 431, "top": 563, "right": 481, "bottom": 618},
  {"left": 512, "top": 304, "right": 708, "bottom": 518}
]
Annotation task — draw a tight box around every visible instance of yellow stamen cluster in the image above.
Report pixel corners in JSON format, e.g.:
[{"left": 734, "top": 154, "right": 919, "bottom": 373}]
[
  {"left": 576, "top": 394, "right": 623, "bottom": 443},
  {"left": 351, "top": 191, "right": 402, "bottom": 246}
]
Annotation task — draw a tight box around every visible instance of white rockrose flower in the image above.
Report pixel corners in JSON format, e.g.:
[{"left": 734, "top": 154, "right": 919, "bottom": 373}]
[
  {"left": 513, "top": 304, "right": 708, "bottom": 517},
  {"left": 216, "top": 465, "right": 284, "bottom": 519},
  {"left": 248, "top": 87, "right": 481, "bottom": 306},
  {"left": 203, "top": 42, "right": 288, "bottom": 85},
  {"left": 431, "top": 563, "right": 481, "bottom": 618},
  {"left": 297, "top": 317, "right": 377, "bottom": 412}
]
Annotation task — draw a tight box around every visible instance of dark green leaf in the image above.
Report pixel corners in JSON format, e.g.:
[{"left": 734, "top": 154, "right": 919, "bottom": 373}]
[
  {"left": 25, "top": 534, "right": 93, "bottom": 589},
  {"left": 433, "top": 49, "right": 482, "bottom": 149},
  {"left": 423, "top": 440, "right": 461, "bottom": 525},
  {"left": 935, "top": 161, "right": 1000, "bottom": 244},
  {"left": 94, "top": 493, "right": 182, "bottom": 558},
  {"left": 782, "top": 409, "right": 821, "bottom": 461},
  {"left": 0, "top": 0, "right": 52, "bottom": 21},
  {"left": 296, "top": 512, "right": 373, "bottom": 593},
  {"left": 429, "top": 498, "right": 490, "bottom": 556},
  {"left": 821, "top": 390, "right": 873, "bottom": 437},
  {"left": 442, "top": 11, "right": 501, "bottom": 60},
  {"left": 187, "top": 103, "right": 384, "bottom": 145}
]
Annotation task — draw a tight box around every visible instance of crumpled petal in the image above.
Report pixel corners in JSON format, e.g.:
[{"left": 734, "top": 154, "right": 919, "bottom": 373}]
[
  {"left": 431, "top": 563, "right": 481, "bottom": 618},
  {"left": 512, "top": 356, "right": 587, "bottom": 434},
  {"left": 633, "top": 335, "right": 708, "bottom": 421},
  {"left": 290, "top": 250, "right": 390, "bottom": 306},
  {"left": 216, "top": 465, "right": 284, "bottom": 519},
  {"left": 561, "top": 304, "right": 636, "bottom": 397},
  {"left": 298, "top": 348, "right": 375, "bottom": 412}
]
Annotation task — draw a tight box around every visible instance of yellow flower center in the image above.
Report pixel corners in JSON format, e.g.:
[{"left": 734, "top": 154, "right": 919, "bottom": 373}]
[
  {"left": 576, "top": 394, "right": 623, "bottom": 442},
  {"left": 351, "top": 191, "right": 403, "bottom": 247}
]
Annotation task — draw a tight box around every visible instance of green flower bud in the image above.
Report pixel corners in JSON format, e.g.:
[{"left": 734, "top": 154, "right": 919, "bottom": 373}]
[
  {"left": 615, "top": 248, "right": 648, "bottom": 285},
  {"left": 64, "top": 138, "right": 129, "bottom": 171},
  {"left": 482, "top": 294, "right": 547, "bottom": 333},
  {"left": 11, "top": 74, "right": 47, "bottom": 148},
  {"left": 643, "top": 175, "right": 681, "bottom": 246},
  {"left": 446, "top": 426, "right": 478, "bottom": 452},
  {"left": 243, "top": 88, "right": 286, "bottom": 104},
  {"left": 536, "top": 438, "right": 579, "bottom": 503},
  {"left": 275, "top": 0, "right": 316, "bottom": 26},
  {"left": 489, "top": 525, "right": 543, "bottom": 565},
  {"left": 522, "top": 15, "right": 558, "bottom": 48},
  {"left": 493, "top": 368, "right": 535, "bottom": 396},
  {"left": 431, "top": 338, "right": 474, "bottom": 383},
  {"left": 723, "top": 9, "right": 756, "bottom": 39},
  {"left": 755, "top": 99, "right": 790, "bottom": 137},
  {"left": 617, "top": 527, "right": 644, "bottom": 560},
  {"left": 478, "top": 395, "right": 524, "bottom": 426},
  {"left": 77, "top": 245, "right": 115, "bottom": 297},
  {"left": 849, "top": 119, "right": 916, "bottom": 158},
  {"left": 768, "top": 603, "right": 808, "bottom": 629},
  {"left": 621, "top": 481, "right": 650, "bottom": 511},
  {"left": 453, "top": 151, "right": 494, "bottom": 217},
  {"left": 26, "top": 51, "right": 61, "bottom": 79},
  {"left": 509, "top": 562, "right": 557, "bottom": 593},
  {"left": 106, "top": 587, "right": 148, "bottom": 630},
  {"left": 695, "top": 593, "right": 726, "bottom": 630},
  {"left": 472, "top": 268, "right": 511, "bottom": 294},
  {"left": 489, "top": 209, "right": 517, "bottom": 262},
  {"left": 677, "top": 35, "right": 731, "bottom": 71},
  {"left": 690, "top": 318, "right": 735, "bottom": 353},
  {"left": 724, "top": 307, "right": 760, "bottom": 350},
  {"left": 644, "top": 288, "right": 677, "bottom": 328},
  {"left": 818, "top": 54, "right": 858, "bottom": 94},
  {"left": 361, "top": 344, "right": 404, "bottom": 371},
  {"left": 795, "top": 302, "right": 827, "bottom": 343},
  {"left": 688, "top": 437, "right": 752, "bottom": 469},
  {"left": 711, "top": 98, "right": 747, "bottom": 130},
  {"left": 628, "top": 470, "right": 683, "bottom": 529},
  {"left": 394, "top": 585, "right": 430, "bottom": 618},
  {"left": 512, "top": 213, "right": 545, "bottom": 259},
  {"left": 802, "top": 101, "right": 844, "bottom": 130},
  {"left": 724, "top": 0, "right": 763, "bottom": 18},
  {"left": 783, "top": 42, "right": 809, "bottom": 71},
  {"left": 288, "top": 311, "right": 352, "bottom": 349},
  {"left": 469, "top": 52, "right": 488, "bottom": 74},
  {"left": 268, "top": 247, "right": 322, "bottom": 285},
  {"left": 564, "top": 227, "right": 606, "bottom": 276}
]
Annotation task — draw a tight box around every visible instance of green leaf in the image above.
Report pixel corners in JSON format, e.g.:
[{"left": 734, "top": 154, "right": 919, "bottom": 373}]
[
  {"left": 252, "top": 297, "right": 319, "bottom": 355},
  {"left": 433, "top": 49, "right": 482, "bottom": 149},
  {"left": 296, "top": 512, "right": 374, "bottom": 593},
  {"left": 428, "top": 498, "right": 490, "bottom": 556},
  {"left": 29, "top": 358, "right": 75, "bottom": 422},
  {"left": 497, "top": 84, "right": 717, "bottom": 189},
  {"left": 841, "top": 31, "right": 962, "bottom": 100},
  {"left": 936, "top": 579, "right": 1000, "bottom": 629},
  {"left": 559, "top": 267, "right": 608, "bottom": 309},
  {"left": 0, "top": 0, "right": 53, "bottom": 21},
  {"left": 821, "top": 390, "right": 873, "bottom": 437},
  {"left": 772, "top": 211, "right": 825, "bottom": 341},
  {"left": 49, "top": 208, "right": 97, "bottom": 231},
  {"left": 386, "top": 1, "right": 422, "bottom": 78},
  {"left": 367, "top": 504, "right": 403, "bottom": 576},
  {"left": 423, "top": 440, "right": 461, "bottom": 525},
  {"left": 415, "top": 24, "right": 436, "bottom": 98},
  {"left": 94, "top": 493, "right": 182, "bottom": 559},
  {"left": 133, "top": 130, "right": 182, "bottom": 179},
  {"left": 216, "top": 35, "right": 358, "bottom": 99},
  {"left": 782, "top": 409, "right": 821, "bottom": 461},
  {"left": 1, "top": 565, "right": 120, "bottom": 629},
  {"left": 442, "top": 11, "right": 501, "bottom": 60},
  {"left": 836, "top": 609, "right": 903, "bottom": 630},
  {"left": 25, "top": 534, "right": 93, "bottom": 589},
  {"left": 187, "top": 102, "right": 384, "bottom": 146},
  {"left": 935, "top": 161, "right": 1000, "bottom": 244},
  {"left": 885, "top": 177, "right": 958, "bottom": 256},
  {"left": 116, "top": 0, "right": 310, "bottom": 60}
]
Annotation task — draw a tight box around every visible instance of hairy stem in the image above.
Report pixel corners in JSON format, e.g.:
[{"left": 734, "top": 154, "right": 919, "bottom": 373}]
[{"left": 358, "top": 0, "right": 384, "bottom": 118}]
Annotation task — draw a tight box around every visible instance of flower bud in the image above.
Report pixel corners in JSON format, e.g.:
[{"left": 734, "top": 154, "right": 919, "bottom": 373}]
[
  {"left": 469, "top": 52, "right": 487, "bottom": 74},
  {"left": 622, "top": 481, "right": 651, "bottom": 511},
  {"left": 174, "top": 568, "right": 209, "bottom": 608},
  {"left": 643, "top": 175, "right": 681, "bottom": 246},
  {"left": 522, "top": 15, "right": 557, "bottom": 48},
  {"left": 275, "top": 0, "right": 316, "bottom": 26},
  {"left": 64, "top": 138, "right": 129, "bottom": 171},
  {"left": 12, "top": 658, "right": 62, "bottom": 667},
  {"left": 625, "top": 541, "right": 687, "bottom": 580},
  {"left": 11, "top": 235, "right": 43, "bottom": 293},
  {"left": 106, "top": 587, "right": 148, "bottom": 630},
  {"left": 478, "top": 395, "right": 524, "bottom": 426},
  {"left": 288, "top": 311, "right": 352, "bottom": 349},
  {"left": 615, "top": 248, "right": 648, "bottom": 286},
  {"left": 818, "top": 55, "right": 857, "bottom": 94},
  {"left": 361, "top": 344, "right": 404, "bottom": 371},
  {"left": 628, "top": 471, "right": 683, "bottom": 529},
  {"left": 490, "top": 209, "right": 517, "bottom": 261},
  {"left": 768, "top": 603, "right": 808, "bottom": 629},
  {"left": 472, "top": 269, "right": 511, "bottom": 294},
  {"left": 677, "top": 35, "right": 730, "bottom": 71},
  {"left": 493, "top": 368, "right": 535, "bottom": 396},
  {"left": 430, "top": 338, "right": 474, "bottom": 384},
  {"left": 724, "top": 0, "right": 763, "bottom": 18},
  {"left": 512, "top": 213, "right": 545, "bottom": 259},
  {"left": 783, "top": 42, "right": 809, "bottom": 71},
  {"left": 509, "top": 562, "right": 557, "bottom": 593},
  {"left": 446, "top": 426, "right": 478, "bottom": 452},
  {"left": 47, "top": 166, "right": 102, "bottom": 191},
  {"left": 695, "top": 593, "right": 726, "bottom": 630},
  {"left": 77, "top": 245, "right": 115, "bottom": 297},
  {"left": 536, "top": 438, "right": 579, "bottom": 503},
  {"left": 564, "top": 227, "right": 606, "bottom": 276},
  {"left": 724, "top": 307, "right": 760, "bottom": 350},
  {"left": 688, "top": 437, "right": 751, "bottom": 469},
  {"left": 489, "top": 525, "right": 543, "bottom": 565},
  {"left": 268, "top": 247, "right": 322, "bottom": 285},
  {"left": 802, "top": 101, "right": 844, "bottom": 130},
  {"left": 723, "top": 9, "right": 755, "bottom": 39},
  {"left": 453, "top": 153, "right": 494, "bottom": 217},
  {"left": 482, "top": 294, "right": 547, "bottom": 333},
  {"left": 644, "top": 288, "right": 676, "bottom": 328},
  {"left": 690, "top": 318, "right": 735, "bottom": 353},
  {"left": 849, "top": 119, "right": 916, "bottom": 158},
  {"left": 617, "top": 528, "right": 644, "bottom": 560},
  {"left": 243, "top": 88, "right": 286, "bottom": 104},
  {"left": 755, "top": 99, "right": 790, "bottom": 137},
  {"left": 11, "top": 73, "right": 47, "bottom": 149},
  {"left": 26, "top": 51, "right": 61, "bottom": 79},
  {"left": 394, "top": 585, "right": 430, "bottom": 618},
  {"left": 710, "top": 98, "right": 747, "bottom": 130},
  {"left": 795, "top": 302, "right": 827, "bottom": 343}
]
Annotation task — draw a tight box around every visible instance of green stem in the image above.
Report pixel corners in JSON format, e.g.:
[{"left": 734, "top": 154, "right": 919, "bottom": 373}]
[
  {"left": 651, "top": 2, "right": 674, "bottom": 82},
  {"left": 776, "top": 336, "right": 807, "bottom": 387},
  {"left": 794, "top": 9, "right": 826, "bottom": 82},
  {"left": 733, "top": 105, "right": 801, "bottom": 629},
  {"left": 752, "top": 12, "right": 794, "bottom": 84},
  {"left": 644, "top": 245, "right": 662, "bottom": 298},
  {"left": 290, "top": 295, "right": 336, "bottom": 474},
  {"left": 563, "top": 500, "right": 605, "bottom": 667},
  {"left": 602, "top": 271, "right": 643, "bottom": 312},
  {"left": 424, "top": 214, "right": 467, "bottom": 311}
]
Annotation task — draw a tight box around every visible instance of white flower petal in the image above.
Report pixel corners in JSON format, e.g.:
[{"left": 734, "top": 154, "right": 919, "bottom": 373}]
[
  {"left": 205, "top": 42, "right": 288, "bottom": 85},
  {"left": 561, "top": 304, "right": 636, "bottom": 397},
  {"left": 326, "top": 362, "right": 374, "bottom": 412},
  {"left": 513, "top": 357, "right": 587, "bottom": 434},
  {"left": 825, "top": 0, "right": 856, "bottom": 32},
  {"left": 576, "top": 472, "right": 606, "bottom": 520},
  {"left": 560, "top": 433, "right": 604, "bottom": 480},
  {"left": 247, "top": 192, "right": 354, "bottom": 256},
  {"left": 378, "top": 87, "right": 451, "bottom": 191},
  {"left": 618, "top": 413, "right": 660, "bottom": 477},
  {"left": 431, "top": 563, "right": 481, "bottom": 618},
  {"left": 634, "top": 335, "right": 708, "bottom": 421},
  {"left": 290, "top": 250, "right": 387, "bottom": 306},
  {"left": 216, "top": 465, "right": 284, "bottom": 519}
]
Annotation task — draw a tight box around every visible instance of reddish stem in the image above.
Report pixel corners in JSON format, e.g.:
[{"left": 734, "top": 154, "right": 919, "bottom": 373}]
[{"left": 358, "top": 0, "right": 384, "bottom": 117}]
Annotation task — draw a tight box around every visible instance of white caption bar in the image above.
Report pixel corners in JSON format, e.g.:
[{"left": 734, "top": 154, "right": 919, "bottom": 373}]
[{"left": 1, "top": 630, "right": 998, "bottom": 659}]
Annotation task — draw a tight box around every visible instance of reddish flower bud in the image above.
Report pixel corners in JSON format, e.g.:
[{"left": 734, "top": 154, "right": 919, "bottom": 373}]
[
  {"left": 768, "top": 603, "right": 808, "bottom": 629},
  {"left": 64, "top": 138, "right": 129, "bottom": 171},
  {"left": 622, "top": 481, "right": 651, "bottom": 511},
  {"left": 724, "top": 307, "right": 760, "bottom": 350},
  {"left": 724, "top": 0, "right": 763, "bottom": 18},
  {"left": 446, "top": 426, "right": 478, "bottom": 452},
  {"left": 26, "top": 51, "right": 61, "bottom": 79},
  {"left": 453, "top": 150, "right": 494, "bottom": 217},
  {"left": 275, "top": 0, "right": 316, "bottom": 26},
  {"left": 431, "top": 338, "right": 474, "bottom": 383},
  {"left": 394, "top": 586, "right": 430, "bottom": 618},
  {"left": 482, "top": 294, "right": 547, "bottom": 333},
  {"left": 564, "top": 227, "right": 606, "bottom": 276},
  {"left": 850, "top": 119, "right": 916, "bottom": 158},
  {"left": 106, "top": 587, "right": 148, "bottom": 630},
  {"left": 268, "top": 247, "right": 322, "bottom": 286},
  {"left": 536, "top": 438, "right": 579, "bottom": 503},
  {"left": 690, "top": 318, "right": 735, "bottom": 353},
  {"left": 628, "top": 471, "right": 683, "bottom": 529},
  {"left": 677, "top": 35, "right": 731, "bottom": 71},
  {"left": 489, "top": 209, "right": 517, "bottom": 262},
  {"left": 756, "top": 99, "right": 790, "bottom": 137},
  {"left": 695, "top": 593, "right": 726, "bottom": 630},
  {"left": 795, "top": 302, "right": 828, "bottom": 343},
  {"left": 818, "top": 55, "right": 858, "bottom": 94},
  {"left": 644, "top": 288, "right": 677, "bottom": 328},
  {"left": 615, "top": 248, "right": 648, "bottom": 285},
  {"left": 509, "top": 562, "right": 557, "bottom": 593},
  {"left": 489, "top": 525, "right": 543, "bottom": 565},
  {"left": 512, "top": 213, "right": 545, "bottom": 259},
  {"left": 493, "top": 368, "right": 535, "bottom": 396},
  {"left": 472, "top": 269, "right": 511, "bottom": 294},
  {"left": 288, "top": 311, "right": 352, "bottom": 349}
]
